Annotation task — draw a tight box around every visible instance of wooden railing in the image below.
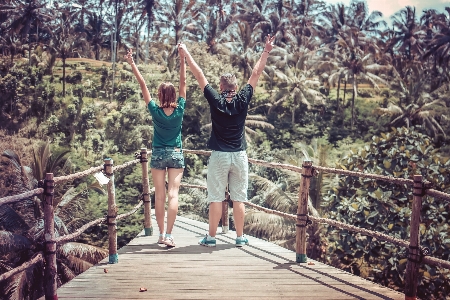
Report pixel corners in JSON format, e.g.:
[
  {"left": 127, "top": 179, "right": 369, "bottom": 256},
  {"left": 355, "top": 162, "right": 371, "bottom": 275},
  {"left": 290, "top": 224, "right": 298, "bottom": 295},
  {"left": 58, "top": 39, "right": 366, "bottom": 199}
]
[{"left": 1, "top": 148, "right": 449, "bottom": 300}]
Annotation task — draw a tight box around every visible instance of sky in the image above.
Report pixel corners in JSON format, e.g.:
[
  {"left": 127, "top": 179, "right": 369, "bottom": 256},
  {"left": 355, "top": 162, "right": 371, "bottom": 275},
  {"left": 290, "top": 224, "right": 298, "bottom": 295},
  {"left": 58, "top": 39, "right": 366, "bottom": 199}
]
[{"left": 323, "top": 0, "right": 450, "bottom": 21}]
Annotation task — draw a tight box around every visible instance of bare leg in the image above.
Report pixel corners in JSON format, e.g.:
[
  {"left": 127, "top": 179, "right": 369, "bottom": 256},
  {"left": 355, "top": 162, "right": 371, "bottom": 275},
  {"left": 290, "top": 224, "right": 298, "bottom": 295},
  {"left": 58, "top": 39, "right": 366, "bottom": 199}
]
[
  {"left": 232, "top": 201, "right": 245, "bottom": 236},
  {"left": 166, "top": 168, "right": 183, "bottom": 234},
  {"left": 209, "top": 202, "right": 222, "bottom": 237},
  {"left": 151, "top": 168, "right": 167, "bottom": 235}
]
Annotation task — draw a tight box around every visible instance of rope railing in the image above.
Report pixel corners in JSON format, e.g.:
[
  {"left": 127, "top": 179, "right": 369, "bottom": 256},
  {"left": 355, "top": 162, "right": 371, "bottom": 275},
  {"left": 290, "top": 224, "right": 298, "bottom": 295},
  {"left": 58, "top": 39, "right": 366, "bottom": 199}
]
[
  {"left": 426, "top": 188, "right": 450, "bottom": 201},
  {"left": 313, "top": 165, "right": 415, "bottom": 186},
  {"left": 112, "top": 158, "right": 140, "bottom": 172},
  {"left": 0, "top": 188, "right": 43, "bottom": 206},
  {"left": 53, "top": 165, "right": 104, "bottom": 184},
  {"left": 0, "top": 252, "right": 43, "bottom": 282},
  {"left": 0, "top": 159, "right": 144, "bottom": 206}
]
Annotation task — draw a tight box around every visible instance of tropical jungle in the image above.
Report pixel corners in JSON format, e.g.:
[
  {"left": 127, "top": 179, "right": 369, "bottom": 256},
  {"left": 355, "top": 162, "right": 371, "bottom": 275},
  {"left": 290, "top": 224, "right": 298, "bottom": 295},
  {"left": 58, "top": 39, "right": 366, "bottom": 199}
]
[{"left": 0, "top": 0, "right": 450, "bottom": 299}]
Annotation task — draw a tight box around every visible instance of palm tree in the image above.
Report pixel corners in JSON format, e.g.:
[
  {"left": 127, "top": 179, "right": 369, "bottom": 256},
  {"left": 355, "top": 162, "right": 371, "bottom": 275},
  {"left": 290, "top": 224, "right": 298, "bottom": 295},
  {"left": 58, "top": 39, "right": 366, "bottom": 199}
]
[
  {"left": 48, "top": 9, "right": 85, "bottom": 97},
  {"left": 375, "top": 68, "right": 447, "bottom": 139},
  {"left": 84, "top": 13, "right": 109, "bottom": 60},
  {"left": 0, "top": 143, "right": 107, "bottom": 298},
  {"left": 0, "top": 0, "right": 52, "bottom": 64},
  {"left": 388, "top": 6, "right": 426, "bottom": 61},
  {"left": 423, "top": 7, "right": 450, "bottom": 70},
  {"left": 203, "top": 0, "right": 235, "bottom": 53},
  {"left": 328, "top": 29, "right": 390, "bottom": 128},
  {"left": 157, "top": 0, "right": 206, "bottom": 69},
  {"left": 268, "top": 48, "right": 325, "bottom": 125},
  {"left": 221, "top": 20, "right": 257, "bottom": 80}
]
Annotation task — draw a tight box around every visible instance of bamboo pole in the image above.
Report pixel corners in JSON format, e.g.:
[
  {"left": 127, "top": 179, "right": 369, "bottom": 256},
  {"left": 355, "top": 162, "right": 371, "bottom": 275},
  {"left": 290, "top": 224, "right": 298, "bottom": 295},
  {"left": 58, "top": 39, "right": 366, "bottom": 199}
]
[
  {"left": 104, "top": 158, "right": 118, "bottom": 264},
  {"left": 296, "top": 160, "right": 313, "bottom": 263},
  {"left": 404, "top": 175, "right": 423, "bottom": 300},
  {"left": 221, "top": 186, "right": 230, "bottom": 233},
  {"left": 43, "top": 173, "right": 58, "bottom": 300},
  {"left": 141, "top": 148, "right": 153, "bottom": 236}
]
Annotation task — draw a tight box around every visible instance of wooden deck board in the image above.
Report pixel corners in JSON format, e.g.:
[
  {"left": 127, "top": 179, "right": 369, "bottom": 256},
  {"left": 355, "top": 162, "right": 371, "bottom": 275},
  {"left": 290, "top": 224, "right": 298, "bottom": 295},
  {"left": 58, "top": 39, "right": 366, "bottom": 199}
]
[{"left": 48, "top": 215, "right": 404, "bottom": 300}]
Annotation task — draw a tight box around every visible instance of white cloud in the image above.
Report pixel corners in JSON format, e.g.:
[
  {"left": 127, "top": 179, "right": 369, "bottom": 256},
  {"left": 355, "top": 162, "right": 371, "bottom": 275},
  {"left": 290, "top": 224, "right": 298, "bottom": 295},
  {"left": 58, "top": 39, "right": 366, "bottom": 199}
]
[{"left": 322, "top": 0, "right": 450, "bottom": 20}]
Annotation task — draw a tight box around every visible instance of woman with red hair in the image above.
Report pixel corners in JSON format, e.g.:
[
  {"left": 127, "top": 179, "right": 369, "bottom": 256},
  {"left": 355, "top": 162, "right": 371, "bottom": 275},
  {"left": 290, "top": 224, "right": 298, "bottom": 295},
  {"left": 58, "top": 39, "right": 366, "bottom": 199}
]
[{"left": 125, "top": 47, "right": 186, "bottom": 248}]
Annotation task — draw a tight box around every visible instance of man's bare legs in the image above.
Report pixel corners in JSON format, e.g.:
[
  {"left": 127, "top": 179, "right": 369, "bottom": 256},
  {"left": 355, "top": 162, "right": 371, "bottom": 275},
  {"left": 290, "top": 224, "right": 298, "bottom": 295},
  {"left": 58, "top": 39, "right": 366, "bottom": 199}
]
[
  {"left": 232, "top": 201, "right": 245, "bottom": 237},
  {"left": 208, "top": 202, "right": 222, "bottom": 237}
]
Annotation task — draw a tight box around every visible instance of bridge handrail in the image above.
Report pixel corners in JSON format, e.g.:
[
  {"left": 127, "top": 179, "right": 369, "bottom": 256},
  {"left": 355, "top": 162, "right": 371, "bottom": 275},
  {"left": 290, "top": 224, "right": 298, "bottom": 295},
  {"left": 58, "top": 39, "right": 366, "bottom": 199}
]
[
  {"left": 0, "top": 188, "right": 43, "bottom": 206},
  {"left": 0, "top": 159, "right": 142, "bottom": 206}
]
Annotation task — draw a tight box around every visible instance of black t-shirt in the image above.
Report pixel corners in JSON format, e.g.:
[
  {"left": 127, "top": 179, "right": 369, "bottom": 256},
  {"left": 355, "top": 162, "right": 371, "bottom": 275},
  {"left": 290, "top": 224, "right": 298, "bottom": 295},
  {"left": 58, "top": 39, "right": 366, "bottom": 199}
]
[{"left": 204, "top": 84, "right": 254, "bottom": 152}]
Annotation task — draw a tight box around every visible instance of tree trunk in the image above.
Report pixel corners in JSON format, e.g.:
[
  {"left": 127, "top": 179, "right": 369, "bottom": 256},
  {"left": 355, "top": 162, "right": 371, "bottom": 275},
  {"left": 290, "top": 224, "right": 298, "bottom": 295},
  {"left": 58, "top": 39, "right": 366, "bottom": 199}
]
[
  {"left": 62, "top": 56, "right": 66, "bottom": 97},
  {"left": 351, "top": 75, "right": 356, "bottom": 129},
  {"left": 291, "top": 100, "right": 295, "bottom": 125},
  {"left": 343, "top": 80, "right": 347, "bottom": 105},
  {"left": 135, "top": 34, "right": 139, "bottom": 65},
  {"left": 336, "top": 77, "right": 341, "bottom": 112}
]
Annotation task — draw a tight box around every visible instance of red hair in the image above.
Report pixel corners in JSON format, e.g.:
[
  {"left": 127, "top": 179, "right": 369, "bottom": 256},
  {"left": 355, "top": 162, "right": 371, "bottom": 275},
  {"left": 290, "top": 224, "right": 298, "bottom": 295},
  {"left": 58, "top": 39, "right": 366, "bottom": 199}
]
[{"left": 158, "top": 82, "right": 177, "bottom": 108}]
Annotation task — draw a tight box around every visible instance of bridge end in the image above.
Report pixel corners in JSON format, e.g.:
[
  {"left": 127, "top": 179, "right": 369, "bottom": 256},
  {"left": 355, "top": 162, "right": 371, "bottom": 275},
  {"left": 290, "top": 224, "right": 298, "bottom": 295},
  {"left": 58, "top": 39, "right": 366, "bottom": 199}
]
[
  {"left": 109, "top": 253, "right": 119, "bottom": 264},
  {"left": 144, "top": 227, "right": 153, "bottom": 236},
  {"left": 296, "top": 253, "right": 307, "bottom": 263}
]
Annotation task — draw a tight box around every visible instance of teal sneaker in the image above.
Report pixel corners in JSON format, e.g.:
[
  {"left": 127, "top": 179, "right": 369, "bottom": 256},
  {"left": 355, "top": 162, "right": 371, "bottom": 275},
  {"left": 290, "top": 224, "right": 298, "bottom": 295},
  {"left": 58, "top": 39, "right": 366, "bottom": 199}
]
[
  {"left": 199, "top": 235, "right": 216, "bottom": 247},
  {"left": 236, "top": 236, "right": 249, "bottom": 247}
]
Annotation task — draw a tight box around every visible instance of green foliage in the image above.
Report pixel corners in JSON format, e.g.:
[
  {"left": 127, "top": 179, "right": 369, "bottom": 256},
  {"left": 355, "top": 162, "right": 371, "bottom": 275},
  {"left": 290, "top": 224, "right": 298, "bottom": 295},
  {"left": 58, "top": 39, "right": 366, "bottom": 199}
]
[{"left": 323, "top": 127, "right": 450, "bottom": 299}]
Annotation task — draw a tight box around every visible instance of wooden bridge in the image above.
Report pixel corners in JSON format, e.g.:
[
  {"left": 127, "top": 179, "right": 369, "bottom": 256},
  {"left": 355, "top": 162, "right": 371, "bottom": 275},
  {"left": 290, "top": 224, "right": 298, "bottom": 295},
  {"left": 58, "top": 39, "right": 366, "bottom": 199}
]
[
  {"left": 47, "top": 215, "right": 403, "bottom": 300},
  {"left": 2, "top": 148, "right": 450, "bottom": 300}
]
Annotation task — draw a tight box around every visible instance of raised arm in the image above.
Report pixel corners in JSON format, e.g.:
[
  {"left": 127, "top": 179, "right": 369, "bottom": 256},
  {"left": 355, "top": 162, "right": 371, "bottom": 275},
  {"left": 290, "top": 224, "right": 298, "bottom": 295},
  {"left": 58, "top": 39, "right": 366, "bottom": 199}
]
[
  {"left": 178, "top": 43, "right": 209, "bottom": 91},
  {"left": 248, "top": 34, "right": 275, "bottom": 90},
  {"left": 124, "top": 49, "right": 151, "bottom": 105},
  {"left": 178, "top": 44, "right": 187, "bottom": 99}
]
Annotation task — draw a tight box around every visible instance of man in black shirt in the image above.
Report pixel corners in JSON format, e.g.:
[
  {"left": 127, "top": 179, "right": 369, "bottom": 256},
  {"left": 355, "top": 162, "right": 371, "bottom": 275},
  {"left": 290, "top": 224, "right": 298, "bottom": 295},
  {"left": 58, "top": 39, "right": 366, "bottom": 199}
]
[{"left": 179, "top": 35, "right": 275, "bottom": 247}]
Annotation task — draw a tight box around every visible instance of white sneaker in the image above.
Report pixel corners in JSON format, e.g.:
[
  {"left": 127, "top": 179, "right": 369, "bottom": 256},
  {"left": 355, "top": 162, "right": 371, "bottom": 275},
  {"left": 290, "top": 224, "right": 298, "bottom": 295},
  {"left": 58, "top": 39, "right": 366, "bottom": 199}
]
[{"left": 163, "top": 236, "right": 175, "bottom": 247}]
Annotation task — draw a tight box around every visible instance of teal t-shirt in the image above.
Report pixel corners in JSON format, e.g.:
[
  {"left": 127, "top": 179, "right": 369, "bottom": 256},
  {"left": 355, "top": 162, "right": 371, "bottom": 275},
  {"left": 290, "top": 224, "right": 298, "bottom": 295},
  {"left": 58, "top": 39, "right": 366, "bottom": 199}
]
[{"left": 147, "top": 97, "right": 186, "bottom": 148}]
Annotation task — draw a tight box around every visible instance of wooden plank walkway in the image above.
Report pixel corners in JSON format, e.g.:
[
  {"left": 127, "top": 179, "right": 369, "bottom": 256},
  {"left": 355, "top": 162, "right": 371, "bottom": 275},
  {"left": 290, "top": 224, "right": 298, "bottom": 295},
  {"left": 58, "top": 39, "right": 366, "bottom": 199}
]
[{"left": 50, "top": 215, "right": 404, "bottom": 300}]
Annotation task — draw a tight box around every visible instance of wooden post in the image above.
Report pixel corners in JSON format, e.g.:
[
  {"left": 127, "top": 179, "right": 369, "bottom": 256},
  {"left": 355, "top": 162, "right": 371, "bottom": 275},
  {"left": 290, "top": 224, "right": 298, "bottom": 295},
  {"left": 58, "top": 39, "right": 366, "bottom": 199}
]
[
  {"left": 221, "top": 186, "right": 230, "bottom": 233},
  {"left": 296, "top": 160, "right": 313, "bottom": 263},
  {"left": 404, "top": 174, "right": 423, "bottom": 300},
  {"left": 43, "top": 173, "right": 58, "bottom": 300},
  {"left": 141, "top": 148, "right": 153, "bottom": 236},
  {"left": 104, "top": 158, "right": 118, "bottom": 264}
]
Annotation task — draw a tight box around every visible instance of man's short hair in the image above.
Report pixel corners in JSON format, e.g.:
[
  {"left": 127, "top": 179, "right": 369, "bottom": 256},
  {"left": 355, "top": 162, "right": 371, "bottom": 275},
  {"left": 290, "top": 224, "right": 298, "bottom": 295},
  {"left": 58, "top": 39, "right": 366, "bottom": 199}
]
[{"left": 220, "top": 73, "right": 237, "bottom": 91}]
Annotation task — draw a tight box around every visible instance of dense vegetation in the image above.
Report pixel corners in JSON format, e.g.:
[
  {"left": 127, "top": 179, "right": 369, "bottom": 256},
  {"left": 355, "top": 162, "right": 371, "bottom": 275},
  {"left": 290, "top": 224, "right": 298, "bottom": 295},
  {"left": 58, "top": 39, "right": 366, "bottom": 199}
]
[{"left": 1, "top": 0, "right": 450, "bottom": 299}]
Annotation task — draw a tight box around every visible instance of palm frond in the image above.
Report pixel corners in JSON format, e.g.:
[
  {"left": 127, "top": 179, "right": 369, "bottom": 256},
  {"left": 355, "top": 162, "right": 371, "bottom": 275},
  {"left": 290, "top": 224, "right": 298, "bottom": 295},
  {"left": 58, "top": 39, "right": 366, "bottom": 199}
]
[
  {"left": 249, "top": 174, "right": 296, "bottom": 213},
  {"left": 244, "top": 120, "right": 275, "bottom": 130},
  {"left": 244, "top": 210, "right": 295, "bottom": 241},
  {"left": 0, "top": 231, "right": 32, "bottom": 254},
  {"left": 0, "top": 205, "right": 30, "bottom": 233},
  {"left": 58, "top": 242, "right": 108, "bottom": 265}
]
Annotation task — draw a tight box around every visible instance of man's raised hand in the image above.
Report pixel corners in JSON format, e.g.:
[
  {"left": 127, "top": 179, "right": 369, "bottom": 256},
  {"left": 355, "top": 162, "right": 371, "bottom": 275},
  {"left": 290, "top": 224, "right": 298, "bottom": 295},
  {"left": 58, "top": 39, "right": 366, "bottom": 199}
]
[
  {"left": 264, "top": 34, "right": 276, "bottom": 53},
  {"left": 124, "top": 49, "right": 134, "bottom": 65}
]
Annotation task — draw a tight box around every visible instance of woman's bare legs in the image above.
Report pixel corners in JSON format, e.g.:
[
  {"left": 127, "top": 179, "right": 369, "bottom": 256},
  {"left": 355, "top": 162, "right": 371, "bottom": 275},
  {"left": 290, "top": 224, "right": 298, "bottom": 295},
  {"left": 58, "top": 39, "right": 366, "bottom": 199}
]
[
  {"left": 166, "top": 168, "right": 184, "bottom": 234},
  {"left": 151, "top": 168, "right": 167, "bottom": 235}
]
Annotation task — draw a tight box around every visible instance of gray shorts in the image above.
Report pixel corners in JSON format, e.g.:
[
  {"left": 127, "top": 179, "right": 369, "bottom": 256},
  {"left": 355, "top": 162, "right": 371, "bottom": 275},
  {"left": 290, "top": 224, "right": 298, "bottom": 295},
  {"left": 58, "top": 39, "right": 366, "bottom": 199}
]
[
  {"left": 207, "top": 150, "right": 248, "bottom": 203},
  {"left": 150, "top": 147, "right": 185, "bottom": 169}
]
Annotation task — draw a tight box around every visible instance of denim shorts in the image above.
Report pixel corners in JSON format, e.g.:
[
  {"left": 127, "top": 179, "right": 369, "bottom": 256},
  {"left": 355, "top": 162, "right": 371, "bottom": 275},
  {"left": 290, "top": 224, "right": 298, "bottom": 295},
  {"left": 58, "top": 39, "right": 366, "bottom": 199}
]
[
  {"left": 150, "top": 147, "right": 185, "bottom": 169},
  {"left": 207, "top": 150, "right": 248, "bottom": 203}
]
